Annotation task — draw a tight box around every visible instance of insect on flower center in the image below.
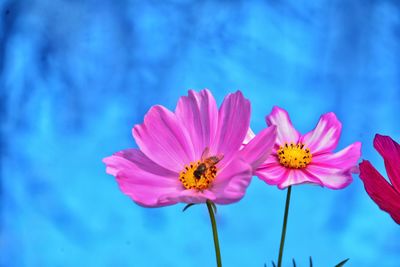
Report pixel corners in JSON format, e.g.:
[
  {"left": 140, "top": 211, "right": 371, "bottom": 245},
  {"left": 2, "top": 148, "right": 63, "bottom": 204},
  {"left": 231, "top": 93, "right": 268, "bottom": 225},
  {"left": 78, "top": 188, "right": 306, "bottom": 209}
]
[
  {"left": 179, "top": 148, "right": 223, "bottom": 191},
  {"left": 179, "top": 161, "right": 217, "bottom": 190},
  {"left": 277, "top": 143, "right": 312, "bottom": 169}
]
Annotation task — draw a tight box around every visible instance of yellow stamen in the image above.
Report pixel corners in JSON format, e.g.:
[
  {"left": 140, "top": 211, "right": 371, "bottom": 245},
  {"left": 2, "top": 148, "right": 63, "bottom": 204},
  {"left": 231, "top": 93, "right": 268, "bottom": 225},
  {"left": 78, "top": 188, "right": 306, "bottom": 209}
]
[
  {"left": 179, "top": 161, "right": 217, "bottom": 190},
  {"left": 277, "top": 143, "right": 312, "bottom": 169}
]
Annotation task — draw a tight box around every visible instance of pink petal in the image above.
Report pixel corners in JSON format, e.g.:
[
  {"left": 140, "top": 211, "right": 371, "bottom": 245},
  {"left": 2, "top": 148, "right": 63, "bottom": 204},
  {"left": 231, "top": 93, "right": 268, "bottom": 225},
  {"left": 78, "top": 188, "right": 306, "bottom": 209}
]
[
  {"left": 103, "top": 153, "right": 132, "bottom": 176},
  {"left": 175, "top": 89, "right": 219, "bottom": 159},
  {"left": 255, "top": 161, "right": 289, "bottom": 186},
  {"left": 240, "top": 126, "right": 277, "bottom": 170},
  {"left": 116, "top": 170, "right": 180, "bottom": 207},
  {"left": 212, "top": 91, "right": 251, "bottom": 163},
  {"left": 243, "top": 128, "right": 256, "bottom": 145},
  {"left": 103, "top": 149, "right": 178, "bottom": 177},
  {"left": 359, "top": 160, "right": 400, "bottom": 224},
  {"left": 159, "top": 189, "right": 217, "bottom": 204},
  {"left": 211, "top": 158, "right": 253, "bottom": 204},
  {"left": 373, "top": 134, "right": 400, "bottom": 192},
  {"left": 266, "top": 106, "right": 300, "bottom": 145},
  {"left": 300, "top": 112, "right": 342, "bottom": 154},
  {"left": 278, "top": 169, "right": 322, "bottom": 189},
  {"left": 103, "top": 150, "right": 181, "bottom": 207},
  {"left": 311, "top": 142, "right": 361, "bottom": 171},
  {"left": 304, "top": 164, "right": 352, "bottom": 189},
  {"left": 132, "top": 105, "right": 195, "bottom": 173}
]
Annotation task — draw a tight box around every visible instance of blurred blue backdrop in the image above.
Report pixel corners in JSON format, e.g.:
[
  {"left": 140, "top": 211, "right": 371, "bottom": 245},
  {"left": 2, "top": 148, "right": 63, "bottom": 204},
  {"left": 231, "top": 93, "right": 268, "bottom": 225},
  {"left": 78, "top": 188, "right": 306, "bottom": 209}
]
[{"left": 1, "top": 0, "right": 399, "bottom": 266}]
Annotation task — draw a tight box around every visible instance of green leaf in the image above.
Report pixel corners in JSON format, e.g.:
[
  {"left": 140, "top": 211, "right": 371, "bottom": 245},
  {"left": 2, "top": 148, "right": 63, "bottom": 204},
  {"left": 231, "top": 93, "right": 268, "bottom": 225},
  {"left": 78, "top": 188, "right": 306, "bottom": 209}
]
[
  {"left": 182, "top": 203, "right": 196, "bottom": 212},
  {"left": 292, "top": 258, "right": 297, "bottom": 267},
  {"left": 309, "top": 256, "right": 313, "bottom": 267},
  {"left": 335, "top": 258, "right": 349, "bottom": 267}
]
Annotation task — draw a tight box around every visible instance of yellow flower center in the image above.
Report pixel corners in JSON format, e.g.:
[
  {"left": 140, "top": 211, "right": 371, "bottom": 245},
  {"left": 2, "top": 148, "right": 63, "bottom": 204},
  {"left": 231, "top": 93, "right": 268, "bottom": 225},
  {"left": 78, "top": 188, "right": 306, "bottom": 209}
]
[
  {"left": 179, "top": 161, "right": 217, "bottom": 190},
  {"left": 277, "top": 143, "right": 312, "bottom": 169}
]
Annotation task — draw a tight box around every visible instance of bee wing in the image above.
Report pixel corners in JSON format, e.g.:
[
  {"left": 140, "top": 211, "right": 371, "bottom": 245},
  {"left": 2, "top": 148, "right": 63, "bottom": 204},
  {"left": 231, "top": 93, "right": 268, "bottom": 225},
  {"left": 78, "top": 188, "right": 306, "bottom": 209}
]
[
  {"left": 201, "top": 147, "right": 210, "bottom": 161},
  {"left": 215, "top": 153, "right": 224, "bottom": 163},
  {"left": 207, "top": 154, "right": 224, "bottom": 165}
]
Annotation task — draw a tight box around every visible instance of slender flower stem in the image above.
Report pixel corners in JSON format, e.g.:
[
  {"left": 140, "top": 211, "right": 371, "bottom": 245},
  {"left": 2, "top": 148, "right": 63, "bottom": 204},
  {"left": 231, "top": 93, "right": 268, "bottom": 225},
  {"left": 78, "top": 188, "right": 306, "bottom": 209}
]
[
  {"left": 206, "top": 200, "right": 222, "bottom": 267},
  {"left": 277, "top": 186, "right": 292, "bottom": 267}
]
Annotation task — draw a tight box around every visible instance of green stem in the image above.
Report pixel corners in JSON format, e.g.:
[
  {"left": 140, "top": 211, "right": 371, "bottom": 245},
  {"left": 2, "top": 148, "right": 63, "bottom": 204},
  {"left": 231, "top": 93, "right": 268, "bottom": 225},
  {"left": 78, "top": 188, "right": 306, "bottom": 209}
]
[
  {"left": 206, "top": 200, "right": 222, "bottom": 267},
  {"left": 277, "top": 186, "right": 292, "bottom": 267}
]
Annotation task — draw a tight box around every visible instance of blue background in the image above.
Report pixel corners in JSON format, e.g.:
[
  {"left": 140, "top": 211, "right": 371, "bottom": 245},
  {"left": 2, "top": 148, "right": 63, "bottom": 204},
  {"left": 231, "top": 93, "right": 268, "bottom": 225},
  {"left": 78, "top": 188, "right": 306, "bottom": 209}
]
[{"left": 1, "top": 1, "right": 399, "bottom": 266}]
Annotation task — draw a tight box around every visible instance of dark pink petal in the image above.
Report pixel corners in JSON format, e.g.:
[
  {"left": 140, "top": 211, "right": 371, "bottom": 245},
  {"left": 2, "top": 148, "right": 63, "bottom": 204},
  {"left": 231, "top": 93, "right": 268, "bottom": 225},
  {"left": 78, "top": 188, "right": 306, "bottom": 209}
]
[
  {"left": 304, "top": 164, "right": 352, "bottom": 189},
  {"left": 300, "top": 112, "right": 342, "bottom": 155},
  {"left": 311, "top": 142, "right": 361, "bottom": 171},
  {"left": 266, "top": 106, "right": 300, "bottom": 145},
  {"left": 373, "top": 134, "right": 400, "bottom": 192},
  {"left": 211, "top": 158, "right": 253, "bottom": 204},
  {"left": 240, "top": 126, "right": 277, "bottom": 170},
  {"left": 133, "top": 105, "right": 195, "bottom": 173},
  {"left": 255, "top": 161, "right": 290, "bottom": 186},
  {"left": 212, "top": 91, "right": 251, "bottom": 163},
  {"left": 175, "top": 89, "right": 219, "bottom": 159},
  {"left": 359, "top": 160, "right": 400, "bottom": 224}
]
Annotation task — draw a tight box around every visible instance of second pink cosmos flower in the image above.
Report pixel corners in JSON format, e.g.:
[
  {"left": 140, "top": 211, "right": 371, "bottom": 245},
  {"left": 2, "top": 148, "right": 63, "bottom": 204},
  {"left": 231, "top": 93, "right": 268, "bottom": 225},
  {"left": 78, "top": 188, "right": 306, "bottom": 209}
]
[
  {"left": 254, "top": 106, "right": 361, "bottom": 189},
  {"left": 103, "top": 89, "right": 276, "bottom": 207},
  {"left": 360, "top": 134, "right": 400, "bottom": 224}
]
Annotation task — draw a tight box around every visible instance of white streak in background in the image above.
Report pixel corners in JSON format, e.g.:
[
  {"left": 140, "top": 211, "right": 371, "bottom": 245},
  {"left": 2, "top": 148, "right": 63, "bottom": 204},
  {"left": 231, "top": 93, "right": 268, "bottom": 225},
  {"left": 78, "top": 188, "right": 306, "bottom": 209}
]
[{"left": 1, "top": 1, "right": 400, "bottom": 267}]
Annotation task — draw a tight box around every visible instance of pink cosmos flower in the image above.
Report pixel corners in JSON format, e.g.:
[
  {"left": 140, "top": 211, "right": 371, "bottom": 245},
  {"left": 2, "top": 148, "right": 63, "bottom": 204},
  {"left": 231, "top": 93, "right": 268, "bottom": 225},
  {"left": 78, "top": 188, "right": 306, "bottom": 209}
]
[
  {"left": 359, "top": 134, "right": 400, "bottom": 224},
  {"left": 254, "top": 106, "right": 361, "bottom": 189},
  {"left": 103, "top": 89, "right": 276, "bottom": 207}
]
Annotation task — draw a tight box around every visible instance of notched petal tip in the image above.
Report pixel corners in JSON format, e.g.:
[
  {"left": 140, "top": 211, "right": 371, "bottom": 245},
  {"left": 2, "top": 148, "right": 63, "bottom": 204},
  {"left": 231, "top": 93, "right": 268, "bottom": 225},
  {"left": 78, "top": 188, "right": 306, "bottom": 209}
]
[
  {"left": 233, "top": 90, "right": 245, "bottom": 97},
  {"left": 188, "top": 88, "right": 213, "bottom": 98},
  {"left": 301, "top": 111, "right": 342, "bottom": 154},
  {"left": 176, "top": 88, "right": 219, "bottom": 159},
  {"left": 266, "top": 106, "right": 288, "bottom": 125},
  {"left": 322, "top": 111, "right": 339, "bottom": 120},
  {"left": 270, "top": 105, "right": 287, "bottom": 115},
  {"left": 226, "top": 90, "right": 250, "bottom": 105},
  {"left": 266, "top": 106, "right": 300, "bottom": 144},
  {"left": 214, "top": 89, "right": 251, "bottom": 162},
  {"left": 132, "top": 104, "right": 195, "bottom": 172}
]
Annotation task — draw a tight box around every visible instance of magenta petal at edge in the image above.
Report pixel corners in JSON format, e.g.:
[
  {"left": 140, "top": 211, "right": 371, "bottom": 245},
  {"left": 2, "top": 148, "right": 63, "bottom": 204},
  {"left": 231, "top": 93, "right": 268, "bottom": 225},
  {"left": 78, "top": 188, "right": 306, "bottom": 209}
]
[
  {"left": 254, "top": 106, "right": 362, "bottom": 189},
  {"left": 103, "top": 89, "right": 277, "bottom": 207},
  {"left": 359, "top": 134, "right": 400, "bottom": 224}
]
